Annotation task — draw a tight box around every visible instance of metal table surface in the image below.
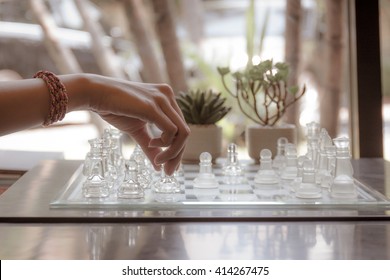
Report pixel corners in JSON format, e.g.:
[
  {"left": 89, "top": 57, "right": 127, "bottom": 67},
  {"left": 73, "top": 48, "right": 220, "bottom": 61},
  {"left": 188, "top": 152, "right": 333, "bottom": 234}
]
[{"left": 0, "top": 158, "right": 390, "bottom": 259}]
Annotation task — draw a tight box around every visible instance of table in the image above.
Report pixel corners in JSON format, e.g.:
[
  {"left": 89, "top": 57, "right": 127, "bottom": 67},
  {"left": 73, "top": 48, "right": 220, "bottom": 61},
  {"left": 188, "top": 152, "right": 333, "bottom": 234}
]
[{"left": 0, "top": 158, "right": 389, "bottom": 259}]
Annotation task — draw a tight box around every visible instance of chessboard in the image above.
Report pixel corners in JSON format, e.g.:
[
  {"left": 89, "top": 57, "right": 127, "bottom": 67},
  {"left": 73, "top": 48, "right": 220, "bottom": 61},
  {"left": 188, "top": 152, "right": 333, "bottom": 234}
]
[{"left": 50, "top": 161, "right": 390, "bottom": 210}]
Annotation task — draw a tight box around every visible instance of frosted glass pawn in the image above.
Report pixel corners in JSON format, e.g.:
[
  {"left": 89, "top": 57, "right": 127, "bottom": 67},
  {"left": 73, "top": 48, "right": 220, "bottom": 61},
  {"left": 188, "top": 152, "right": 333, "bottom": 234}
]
[
  {"left": 296, "top": 160, "right": 322, "bottom": 199},
  {"left": 331, "top": 137, "right": 356, "bottom": 198},
  {"left": 272, "top": 137, "right": 288, "bottom": 174},
  {"left": 153, "top": 165, "right": 181, "bottom": 194},
  {"left": 281, "top": 144, "right": 298, "bottom": 180},
  {"left": 117, "top": 160, "right": 144, "bottom": 199},
  {"left": 193, "top": 152, "right": 219, "bottom": 188},
  {"left": 254, "top": 149, "right": 279, "bottom": 185},
  {"left": 222, "top": 143, "right": 244, "bottom": 184}
]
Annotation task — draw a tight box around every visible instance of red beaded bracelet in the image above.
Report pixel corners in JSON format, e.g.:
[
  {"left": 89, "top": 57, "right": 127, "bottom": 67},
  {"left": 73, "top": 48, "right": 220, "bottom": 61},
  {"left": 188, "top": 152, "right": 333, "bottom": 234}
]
[{"left": 33, "top": 70, "right": 68, "bottom": 126}]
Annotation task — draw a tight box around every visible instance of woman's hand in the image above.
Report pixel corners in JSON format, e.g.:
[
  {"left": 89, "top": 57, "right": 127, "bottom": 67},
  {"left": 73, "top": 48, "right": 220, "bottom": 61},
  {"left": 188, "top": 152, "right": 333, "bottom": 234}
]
[{"left": 83, "top": 75, "right": 190, "bottom": 175}]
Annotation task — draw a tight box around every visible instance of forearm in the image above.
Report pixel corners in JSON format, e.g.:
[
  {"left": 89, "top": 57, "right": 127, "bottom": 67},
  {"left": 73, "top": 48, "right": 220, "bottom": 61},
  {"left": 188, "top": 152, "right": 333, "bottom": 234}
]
[{"left": 0, "top": 74, "right": 91, "bottom": 136}]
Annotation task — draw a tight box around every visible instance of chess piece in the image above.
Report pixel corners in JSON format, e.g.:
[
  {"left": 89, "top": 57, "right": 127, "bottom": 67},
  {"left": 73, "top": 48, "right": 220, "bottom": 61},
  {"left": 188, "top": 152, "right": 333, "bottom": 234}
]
[
  {"left": 107, "top": 128, "right": 125, "bottom": 170},
  {"left": 280, "top": 143, "right": 298, "bottom": 180},
  {"left": 193, "top": 152, "right": 219, "bottom": 188},
  {"left": 152, "top": 164, "right": 181, "bottom": 203},
  {"left": 117, "top": 160, "right": 144, "bottom": 199},
  {"left": 291, "top": 155, "right": 309, "bottom": 192},
  {"left": 319, "top": 144, "right": 336, "bottom": 189},
  {"left": 83, "top": 138, "right": 101, "bottom": 177},
  {"left": 326, "top": 144, "right": 337, "bottom": 176},
  {"left": 109, "top": 128, "right": 126, "bottom": 184},
  {"left": 331, "top": 136, "right": 357, "bottom": 198},
  {"left": 82, "top": 138, "right": 110, "bottom": 198},
  {"left": 153, "top": 164, "right": 181, "bottom": 194},
  {"left": 295, "top": 159, "right": 322, "bottom": 199},
  {"left": 305, "top": 122, "right": 321, "bottom": 162},
  {"left": 101, "top": 128, "right": 125, "bottom": 189},
  {"left": 273, "top": 137, "right": 288, "bottom": 174},
  {"left": 316, "top": 129, "right": 333, "bottom": 184},
  {"left": 130, "top": 145, "right": 152, "bottom": 189},
  {"left": 254, "top": 149, "right": 279, "bottom": 185},
  {"left": 222, "top": 143, "right": 244, "bottom": 184}
]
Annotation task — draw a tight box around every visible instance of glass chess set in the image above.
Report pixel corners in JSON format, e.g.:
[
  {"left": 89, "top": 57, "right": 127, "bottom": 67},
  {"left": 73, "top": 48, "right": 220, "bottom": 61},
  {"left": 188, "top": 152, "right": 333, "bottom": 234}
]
[{"left": 50, "top": 123, "right": 390, "bottom": 210}]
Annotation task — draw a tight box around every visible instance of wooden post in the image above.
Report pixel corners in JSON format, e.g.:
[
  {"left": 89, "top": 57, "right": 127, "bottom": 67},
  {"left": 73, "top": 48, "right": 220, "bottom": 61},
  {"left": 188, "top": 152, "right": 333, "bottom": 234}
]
[
  {"left": 29, "top": 0, "right": 82, "bottom": 74},
  {"left": 123, "top": 0, "right": 165, "bottom": 83},
  {"left": 320, "top": 0, "right": 345, "bottom": 138},
  {"left": 74, "top": 0, "right": 126, "bottom": 79},
  {"left": 151, "top": 0, "right": 188, "bottom": 94},
  {"left": 284, "top": 0, "right": 302, "bottom": 126}
]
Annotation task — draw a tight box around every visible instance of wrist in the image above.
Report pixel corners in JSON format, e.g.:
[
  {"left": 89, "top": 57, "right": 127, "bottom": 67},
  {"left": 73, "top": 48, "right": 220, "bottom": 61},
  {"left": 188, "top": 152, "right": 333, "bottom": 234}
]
[{"left": 60, "top": 73, "right": 95, "bottom": 112}]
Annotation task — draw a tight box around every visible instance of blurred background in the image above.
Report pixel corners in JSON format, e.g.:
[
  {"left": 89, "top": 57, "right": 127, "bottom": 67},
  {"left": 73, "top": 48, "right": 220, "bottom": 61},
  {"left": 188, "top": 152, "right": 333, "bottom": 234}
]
[{"left": 0, "top": 0, "right": 389, "bottom": 163}]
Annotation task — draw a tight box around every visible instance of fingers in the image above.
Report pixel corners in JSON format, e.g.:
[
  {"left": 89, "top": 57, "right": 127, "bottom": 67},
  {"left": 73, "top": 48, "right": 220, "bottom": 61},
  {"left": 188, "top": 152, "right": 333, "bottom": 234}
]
[
  {"left": 125, "top": 125, "right": 162, "bottom": 171},
  {"left": 158, "top": 84, "right": 186, "bottom": 121},
  {"left": 95, "top": 79, "right": 189, "bottom": 173},
  {"left": 145, "top": 85, "right": 190, "bottom": 167},
  {"left": 131, "top": 124, "right": 185, "bottom": 175},
  {"left": 163, "top": 148, "right": 185, "bottom": 175},
  {"left": 99, "top": 113, "right": 163, "bottom": 171}
]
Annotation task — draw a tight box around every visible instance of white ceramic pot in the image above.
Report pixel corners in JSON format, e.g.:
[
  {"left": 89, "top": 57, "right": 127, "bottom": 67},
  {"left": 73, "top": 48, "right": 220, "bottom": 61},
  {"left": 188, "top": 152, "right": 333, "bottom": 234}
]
[
  {"left": 182, "top": 124, "right": 222, "bottom": 163},
  {"left": 245, "top": 124, "right": 297, "bottom": 161}
]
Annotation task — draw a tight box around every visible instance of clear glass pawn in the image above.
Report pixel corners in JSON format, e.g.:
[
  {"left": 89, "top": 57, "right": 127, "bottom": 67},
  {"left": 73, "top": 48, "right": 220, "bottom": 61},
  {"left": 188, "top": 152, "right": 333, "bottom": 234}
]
[
  {"left": 222, "top": 143, "right": 244, "bottom": 184},
  {"left": 193, "top": 152, "right": 219, "bottom": 188},
  {"left": 331, "top": 137, "right": 356, "bottom": 198},
  {"left": 153, "top": 165, "right": 181, "bottom": 194},
  {"left": 117, "top": 160, "right": 144, "bottom": 199},
  {"left": 254, "top": 149, "right": 279, "bottom": 185},
  {"left": 295, "top": 159, "right": 322, "bottom": 199},
  {"left": 272, "top": 137, "right": 288, "bottom": 174},
  {"left": 280, "top": 143, "right": 298, "bottom": 180}
]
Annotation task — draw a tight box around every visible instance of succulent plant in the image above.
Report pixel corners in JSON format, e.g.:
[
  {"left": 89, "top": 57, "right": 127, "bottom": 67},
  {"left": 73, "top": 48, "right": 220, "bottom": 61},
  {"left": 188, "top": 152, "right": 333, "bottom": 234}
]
[{"left": 177, "top": 89, "right": 232, "bottom": 125}]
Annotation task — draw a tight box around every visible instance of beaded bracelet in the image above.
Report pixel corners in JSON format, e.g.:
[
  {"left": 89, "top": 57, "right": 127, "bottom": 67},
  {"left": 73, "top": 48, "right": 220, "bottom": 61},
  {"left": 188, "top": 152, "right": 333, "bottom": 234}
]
[{"left": 33, "top": 70, "right": 68, "bottom": 126}]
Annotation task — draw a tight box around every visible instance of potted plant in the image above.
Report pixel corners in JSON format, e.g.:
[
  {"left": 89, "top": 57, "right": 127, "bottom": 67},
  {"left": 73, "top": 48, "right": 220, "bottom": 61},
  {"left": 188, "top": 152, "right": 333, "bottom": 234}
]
[
  {"left": 177, "top": 89, "right": 231, "bottom": 163},
  {"left": 218, "top": 59, "right": 305, "bottom": 161}
]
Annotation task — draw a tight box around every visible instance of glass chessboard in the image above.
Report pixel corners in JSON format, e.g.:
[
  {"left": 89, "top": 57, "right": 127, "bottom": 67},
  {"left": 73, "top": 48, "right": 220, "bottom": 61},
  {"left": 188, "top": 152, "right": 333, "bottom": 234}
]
[{"left": 50, "top": 162, "right": 390, "bottom": 210}]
